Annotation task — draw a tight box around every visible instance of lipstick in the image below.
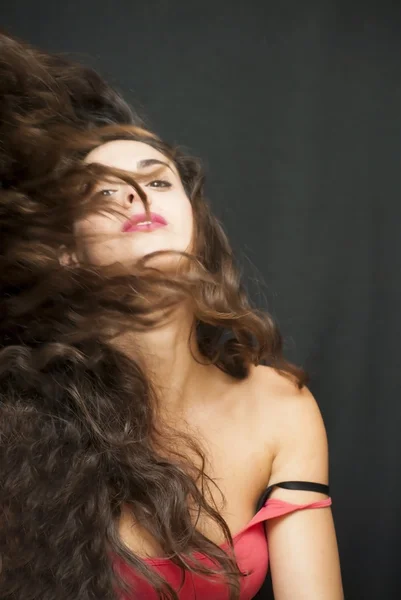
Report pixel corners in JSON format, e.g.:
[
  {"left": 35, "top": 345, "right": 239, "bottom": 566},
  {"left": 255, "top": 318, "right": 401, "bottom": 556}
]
[{"left": 122, "top": 212, "right": 167, "bottom": 233}]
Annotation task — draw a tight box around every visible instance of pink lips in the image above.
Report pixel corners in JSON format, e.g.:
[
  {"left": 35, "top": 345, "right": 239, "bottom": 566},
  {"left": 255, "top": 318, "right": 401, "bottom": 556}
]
[{"left": 122, "top": 212, "right": 167, "bottom": 233}]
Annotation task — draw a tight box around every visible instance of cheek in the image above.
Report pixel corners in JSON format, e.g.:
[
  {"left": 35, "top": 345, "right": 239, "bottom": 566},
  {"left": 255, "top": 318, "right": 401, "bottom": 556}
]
[
  {"left": 178, "top": 198, "right": 194, "bottom": 249},
  {"left": 157, "top": 192, "right": 193, "bottom": 245},
  {"left": 73, "top": 215, "right": 120, "bottom": 262},
  {"left": 183, "top": 198, "right": 194, "bottom": 228},
  {"left": 74, "top": 214, "right": 118, "bottom": 236},
  {"left": 175, "top": 193, "right": 193, "bottom": 228}
]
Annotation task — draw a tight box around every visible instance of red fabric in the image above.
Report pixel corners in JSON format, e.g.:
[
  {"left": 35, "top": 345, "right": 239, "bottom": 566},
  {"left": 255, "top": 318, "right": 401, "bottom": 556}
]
[{"left": 116, "top": 497, "right": 332, "bottom": 599}]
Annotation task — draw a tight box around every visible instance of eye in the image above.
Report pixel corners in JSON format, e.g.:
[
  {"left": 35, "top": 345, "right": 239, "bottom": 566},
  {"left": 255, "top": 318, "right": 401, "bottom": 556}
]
[
  {"left": 100, "top": 189, "right": 118, "bottom": 196},
  {"left": 146, "top": 179, "right": 172, "bottom": 189}
]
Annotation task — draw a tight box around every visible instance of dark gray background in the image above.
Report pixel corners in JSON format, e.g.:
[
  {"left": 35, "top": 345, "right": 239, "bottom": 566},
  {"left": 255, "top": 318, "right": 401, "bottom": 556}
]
[{"left": 2, "top": 1, "right": 400, "bottom": 598}]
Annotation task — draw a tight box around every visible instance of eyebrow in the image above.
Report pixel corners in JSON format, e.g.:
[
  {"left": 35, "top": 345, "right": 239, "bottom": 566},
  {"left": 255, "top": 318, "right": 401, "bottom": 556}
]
[{"left": 136, "top": 158, "right": 174, "bottom": 173}]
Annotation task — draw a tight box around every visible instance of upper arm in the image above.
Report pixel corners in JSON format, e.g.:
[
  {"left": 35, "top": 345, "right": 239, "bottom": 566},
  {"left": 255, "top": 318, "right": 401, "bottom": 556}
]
[{"left": 261, "top": 375, "right": 344, "bottom": 599}]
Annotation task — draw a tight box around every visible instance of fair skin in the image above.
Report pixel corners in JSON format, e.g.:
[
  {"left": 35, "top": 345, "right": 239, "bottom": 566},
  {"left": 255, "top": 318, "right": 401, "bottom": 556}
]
[{"left": 73, "top": 139, "right": 343, "bottom": 599}]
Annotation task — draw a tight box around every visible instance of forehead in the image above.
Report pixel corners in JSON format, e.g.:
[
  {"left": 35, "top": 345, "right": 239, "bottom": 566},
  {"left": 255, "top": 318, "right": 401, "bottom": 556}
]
[{"left": 84, "top": 139, "right": 170, "bottom": 171}]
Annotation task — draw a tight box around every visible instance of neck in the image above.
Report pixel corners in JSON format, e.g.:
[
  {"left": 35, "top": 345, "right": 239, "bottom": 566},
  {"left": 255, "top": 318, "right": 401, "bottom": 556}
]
[{"left": 113, "top": 305, "right": 218, "bottom": 416}]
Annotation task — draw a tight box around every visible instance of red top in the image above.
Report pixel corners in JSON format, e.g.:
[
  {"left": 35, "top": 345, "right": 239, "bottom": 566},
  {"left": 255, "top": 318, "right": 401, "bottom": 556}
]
[{"left": 116, "top": 496, "right": 332, "bottom": 599}]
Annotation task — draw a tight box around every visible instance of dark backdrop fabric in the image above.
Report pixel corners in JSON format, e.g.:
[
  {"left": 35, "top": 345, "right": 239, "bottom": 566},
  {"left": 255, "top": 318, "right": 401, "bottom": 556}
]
[{"left": 1, "top": 1, "right": 400, "bottom": 598}]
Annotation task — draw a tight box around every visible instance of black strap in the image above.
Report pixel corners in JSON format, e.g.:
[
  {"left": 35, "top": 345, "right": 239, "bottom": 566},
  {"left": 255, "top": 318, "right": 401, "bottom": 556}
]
[{"left": 255, "top": 480, "right": 330, "bottom": 513}]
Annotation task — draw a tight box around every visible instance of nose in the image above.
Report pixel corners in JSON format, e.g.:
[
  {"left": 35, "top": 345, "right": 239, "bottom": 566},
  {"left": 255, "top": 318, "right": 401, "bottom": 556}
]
[
  {"left": 123, "top": 188, "right": 138, "bottom": 208},
  {"left": 123, "top": 186, "right": 149, "bottom": 211}
]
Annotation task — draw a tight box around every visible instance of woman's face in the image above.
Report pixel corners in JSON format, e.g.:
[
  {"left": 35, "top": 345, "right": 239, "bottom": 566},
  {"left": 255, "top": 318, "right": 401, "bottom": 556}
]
[{"left": 72, "top": 140, "right": 194, "bottom": 266}]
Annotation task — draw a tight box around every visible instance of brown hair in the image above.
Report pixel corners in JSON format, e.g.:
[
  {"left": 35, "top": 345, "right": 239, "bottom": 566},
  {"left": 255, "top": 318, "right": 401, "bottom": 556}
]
[{"left": 0, "top": 34, "right": 306, "bottom": 600}]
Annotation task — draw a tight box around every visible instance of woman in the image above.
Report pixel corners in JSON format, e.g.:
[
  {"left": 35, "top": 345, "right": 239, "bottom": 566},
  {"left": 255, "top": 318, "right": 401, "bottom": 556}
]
[{"left": 0, "top": 34, "right": 344, "bottom": 599}]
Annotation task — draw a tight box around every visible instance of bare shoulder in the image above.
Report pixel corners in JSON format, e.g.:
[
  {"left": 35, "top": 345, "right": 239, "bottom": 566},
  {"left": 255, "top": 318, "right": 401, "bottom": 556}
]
[
  {"left": 247, "top": 365, "right": 329, "bottom": 494},
  {"left": 247, "top": 363, "right": 318, "bottom": 419}
]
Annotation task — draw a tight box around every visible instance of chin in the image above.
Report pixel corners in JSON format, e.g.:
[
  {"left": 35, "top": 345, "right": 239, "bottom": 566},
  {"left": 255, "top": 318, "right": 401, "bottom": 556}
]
[
  {"left": 129, "top": 237, "right": 190, "bottom": 263},
  {"left": 142, "top": 251, "right": 189, "bottom": 271}
]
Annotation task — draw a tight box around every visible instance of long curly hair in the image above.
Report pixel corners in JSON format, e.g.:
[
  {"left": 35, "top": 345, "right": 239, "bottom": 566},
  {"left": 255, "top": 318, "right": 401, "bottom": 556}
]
[{"left": 0, "top": 34, "right": 306, "bottom": 600}]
